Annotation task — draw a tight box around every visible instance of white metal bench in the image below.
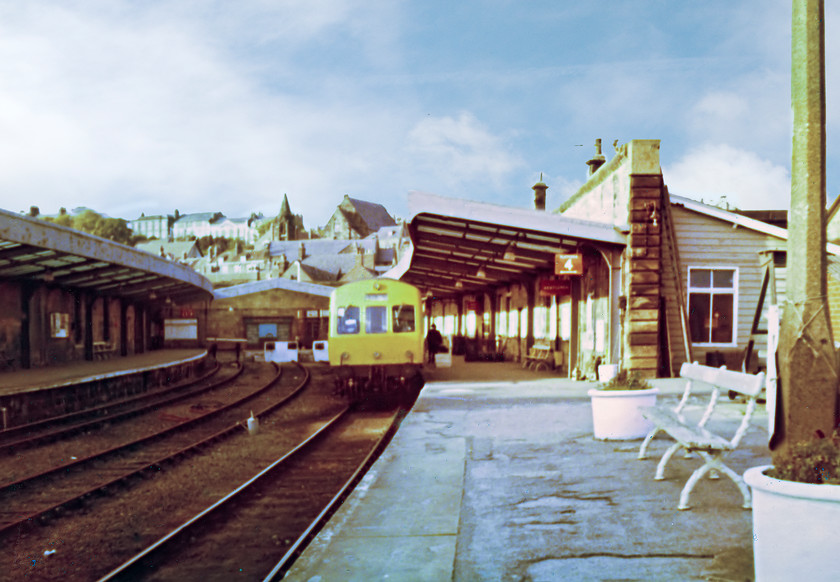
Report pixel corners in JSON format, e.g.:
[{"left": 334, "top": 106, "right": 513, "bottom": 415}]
[
  {"left": 637, "top": 361, "right": 765, "bottom": 510},
  {"left": 522, "top": 341, "right": 554, "bottom": 371}
]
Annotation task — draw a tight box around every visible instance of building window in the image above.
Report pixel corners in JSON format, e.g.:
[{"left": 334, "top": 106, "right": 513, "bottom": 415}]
[{"left": 688, "top": 267, "right": 737, "bottom": 345}]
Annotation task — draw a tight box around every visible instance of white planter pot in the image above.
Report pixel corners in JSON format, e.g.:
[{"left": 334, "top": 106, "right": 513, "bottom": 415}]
[
  {"left": 744, "top": 465, "right": 840, "bottom": 581},
  {"left": 587, "top": 387, "right": 658, "bottom": 440}
]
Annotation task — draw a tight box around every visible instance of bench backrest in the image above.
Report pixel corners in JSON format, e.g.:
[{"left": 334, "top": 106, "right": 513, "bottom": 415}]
[
  {"left": 715, "top": 367, "right": 765, "bottom": 397},
  {"left": 679, "top": 361, "right": 719, "bottom": 385},
  {"left": 678, "top": 361, "right": 765, "bottom": 446},
  {"left": 674, "top": 361, "right": 720, "bottom": 415},
  {"left": 679, "top": 362, "right": 765, "bottom": 396}
]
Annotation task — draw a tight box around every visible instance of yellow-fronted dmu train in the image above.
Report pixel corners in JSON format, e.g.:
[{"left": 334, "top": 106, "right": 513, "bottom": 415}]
[{"left": 328, "top": 278, "right": 424, "bottom": 400}]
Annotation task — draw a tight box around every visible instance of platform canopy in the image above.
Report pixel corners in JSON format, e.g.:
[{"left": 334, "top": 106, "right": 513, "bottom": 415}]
[
  {"left": 390, "top": 191, "right": 626, "bottom": 297},
  {"left": 0, "top": 209, "right": 213, "bottom": 302}
]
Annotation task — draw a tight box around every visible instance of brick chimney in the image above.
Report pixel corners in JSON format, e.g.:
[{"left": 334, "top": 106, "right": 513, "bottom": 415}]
[
  {"left": 586, "top": 139, "right": 606, "bottom": 176},
  {"left": 297, "top": 241, "right": 305, "bottom": 261},
  {"left": 532, "top": 174, "right": 548, "bottom": 210},
  {"left": 354, "top": 242, "right": 364, "bottom": 266}
]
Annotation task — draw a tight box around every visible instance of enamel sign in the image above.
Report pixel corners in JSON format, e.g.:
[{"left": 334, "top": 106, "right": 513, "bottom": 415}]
[{"left": 555, "top": 253, "right": 583, "bottom": 275}]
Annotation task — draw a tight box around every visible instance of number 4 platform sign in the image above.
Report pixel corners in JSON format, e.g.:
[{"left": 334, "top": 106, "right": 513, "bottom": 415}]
[{"left": 555, "top": 253, "right": 583, "bottom": 275}]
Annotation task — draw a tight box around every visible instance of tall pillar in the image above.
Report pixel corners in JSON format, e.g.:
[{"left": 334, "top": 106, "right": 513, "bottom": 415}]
[
  {"left": 774, "top": 0, "right": 837, "bottom": 452},
  {"left": 84, "top": 294, "right": 94, "bottom": 361},
  {"left": 623, "top": 175, "right": 662, "bottom": 378},
  {"left": 120, "top": 299, "right": 128, "bottom": 357},
  {"left": 607, "top": 248, "right": 623, "bottom": 365},
  {"left": 526, "top": 279, "right": 535, "bottom": 350}
]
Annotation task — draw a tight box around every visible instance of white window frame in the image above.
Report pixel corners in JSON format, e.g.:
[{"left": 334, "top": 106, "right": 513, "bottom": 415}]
[{"left": 687, "top": 265, "right": 739, "bottom": 347}]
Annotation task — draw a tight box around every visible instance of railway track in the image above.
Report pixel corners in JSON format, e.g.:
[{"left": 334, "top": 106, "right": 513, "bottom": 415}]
[
  {"left": 0, "top": 360, "right": 303, "bottom": 538},
  {"left": 3, "top": 364, "right": 415, "bottom": 581},
  {"left": 96, "top": 405, "right": 403, "bottom": 582},
  {"left": 0, "top": 360, "right": 235, "bottom": 453}
]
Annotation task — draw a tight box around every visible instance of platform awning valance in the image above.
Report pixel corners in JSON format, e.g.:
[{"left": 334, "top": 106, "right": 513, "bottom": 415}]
[{"left": 394, "top": 192, "right": 626, "bottom": 297}]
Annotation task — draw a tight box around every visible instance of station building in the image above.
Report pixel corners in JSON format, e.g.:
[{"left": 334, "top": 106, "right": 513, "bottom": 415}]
[
  {"left": 207, "top": 279, "right": 333, "bottom": 350},
  {"left": 395, "top": 139, "right": 840, "bottom": 379}
]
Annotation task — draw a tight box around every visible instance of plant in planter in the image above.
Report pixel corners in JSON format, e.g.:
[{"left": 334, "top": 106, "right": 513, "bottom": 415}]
[
  {"left": 587, "top": 369, "right": 659, "bottom": 440},
  {"left": 744, "top": 429, "right": 840, "bottom": 581},
  {"left": 598, "top": 369, "right": 655, "bottom": 391}
]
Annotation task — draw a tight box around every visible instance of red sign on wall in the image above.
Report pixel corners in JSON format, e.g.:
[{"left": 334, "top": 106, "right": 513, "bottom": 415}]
[
  {"left": 539, "top": 278, "right": 571, "bottom": 296},
  {"left": 555, "top": 253, "right": 583, "bottom": 275}
]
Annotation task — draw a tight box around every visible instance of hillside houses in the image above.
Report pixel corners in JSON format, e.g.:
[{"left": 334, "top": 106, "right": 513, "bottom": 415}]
[
  {"left": 194, "top": 232, "right": 405, "bottom": 287},
  {"left": 135, "top": 240, "right": 202, "bottom": 263},
  {"left": 319, "top": 195, "right": 398, "bottom": 239},
  {"left": 129, "top": 213, "right": 173, "bottom": 240},
  {"left": 130, "top": 211, "right": 267, "bottom": 244},
  {"left": 133, "top": 195, "right": 410, "bottom": 287}
]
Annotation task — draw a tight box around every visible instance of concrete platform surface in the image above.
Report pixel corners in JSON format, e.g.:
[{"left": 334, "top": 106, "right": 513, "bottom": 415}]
[
  {"left": 0, "top": 349, "right": 205, "bottom": 395},
  {"left": 285, "top": 359, "right": 770, "bottom": 581}
]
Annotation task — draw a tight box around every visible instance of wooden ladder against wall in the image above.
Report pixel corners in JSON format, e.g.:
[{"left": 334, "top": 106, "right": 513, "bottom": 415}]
[
  {"left": 662, "top": 186, "right": 693, "bottom": 375},
  {"left": 741, "top": 255, "right": 778, "bottom": 374}
]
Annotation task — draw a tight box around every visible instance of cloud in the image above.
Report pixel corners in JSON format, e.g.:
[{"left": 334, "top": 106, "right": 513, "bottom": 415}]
[
  {"left": 663, "top": 144, "right": 791, "bottom": 210},
  {"left": 406, "top": 112, "right": 524, "bottom": 191},
  {"left": 0, "top": 1, "right": 410, "bottom": 226}
]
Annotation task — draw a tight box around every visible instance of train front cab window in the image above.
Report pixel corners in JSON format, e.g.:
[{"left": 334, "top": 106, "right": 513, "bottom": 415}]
[
  {"left": 337, "top": 306, "right": 360, "bottom": 334},
  {"left": 366, "top": 306, "right": 387, "bottom": 334},
  {"left": 392, "top": 304, "right": 416, "bottom": 332}
]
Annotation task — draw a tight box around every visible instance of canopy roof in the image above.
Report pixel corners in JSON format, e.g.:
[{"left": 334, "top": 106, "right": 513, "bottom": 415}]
[
  {"left": 394, "top": 192, "right": 626, "bottom": 297},
  {"left": 0, "top": 209, "right": 213, "bottom": 302}
]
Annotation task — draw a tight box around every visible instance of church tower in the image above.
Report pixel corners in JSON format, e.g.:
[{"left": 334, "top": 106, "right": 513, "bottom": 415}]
[{"left": 273, "top": 194, "right": 296, "bottom": 240}]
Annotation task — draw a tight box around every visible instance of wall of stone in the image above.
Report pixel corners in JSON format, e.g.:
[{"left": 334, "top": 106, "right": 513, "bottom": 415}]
[
  {"left": 559, "top": 140, "right": 664, "bottom": 378},
  {"left": 207, "top": 288, "right": 330, "bottom": 349}
]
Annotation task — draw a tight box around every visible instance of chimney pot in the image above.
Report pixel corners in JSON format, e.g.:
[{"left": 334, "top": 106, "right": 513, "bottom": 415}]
[
  {"left": 532, "top": 173, "right": 548, "bottom": 211},
  {"left": 586, "top": 138, "right": 607, "bottom": 176}
]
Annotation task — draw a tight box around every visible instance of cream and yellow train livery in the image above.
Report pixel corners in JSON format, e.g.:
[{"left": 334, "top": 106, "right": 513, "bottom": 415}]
[{"left": 328, "top": 278, "right": 424, "bottom": 399}]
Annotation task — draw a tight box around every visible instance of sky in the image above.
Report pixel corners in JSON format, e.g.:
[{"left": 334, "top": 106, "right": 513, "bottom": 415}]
[{"left": 0, "top": 1, "right": 836, "bottom": 229}]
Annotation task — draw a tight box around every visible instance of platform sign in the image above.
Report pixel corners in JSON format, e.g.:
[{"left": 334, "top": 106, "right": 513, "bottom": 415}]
[
  {"left": 539, "top": 278, "right": 571, "bottom": 296},
  {"left": 555, "top": 253, "right": 583, "bottom": 275}
]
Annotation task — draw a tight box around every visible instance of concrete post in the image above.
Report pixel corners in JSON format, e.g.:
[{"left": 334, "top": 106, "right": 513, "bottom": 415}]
[{"left": 774, "top": 0, "right": 838, "bottom": 453}]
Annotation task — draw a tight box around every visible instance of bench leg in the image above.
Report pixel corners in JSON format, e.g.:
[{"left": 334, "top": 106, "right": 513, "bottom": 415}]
[
  {"left": 654, "top": 442, "right": 682, "bottom": 480},
  {"left": 677, "top": 452, "right": 751, "bottom": 511},
  {"left": 637, "top": 427, "right": 660, "bottom": 459}
]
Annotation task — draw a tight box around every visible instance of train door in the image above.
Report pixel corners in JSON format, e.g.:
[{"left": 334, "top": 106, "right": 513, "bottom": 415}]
[{"left": 302, "top": 318, "right": 320, "bottom": 349}]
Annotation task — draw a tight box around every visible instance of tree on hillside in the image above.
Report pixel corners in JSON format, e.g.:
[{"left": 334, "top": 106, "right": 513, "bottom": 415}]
[
  {"left": 53, "top": 208, "right": 72, "bottom": 228},
  {"left": 40, "top": 208, "right": 135, "bottom": 245}
]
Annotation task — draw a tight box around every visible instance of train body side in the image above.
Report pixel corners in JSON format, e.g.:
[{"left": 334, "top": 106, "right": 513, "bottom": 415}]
[{"left": 328, "top": 278, "right": 424, "bottom": 368}]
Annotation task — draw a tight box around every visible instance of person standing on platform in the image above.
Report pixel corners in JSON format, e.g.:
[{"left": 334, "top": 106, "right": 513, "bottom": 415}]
[{"left": 426, "top": 324, "right": 443, "bottom": 364}]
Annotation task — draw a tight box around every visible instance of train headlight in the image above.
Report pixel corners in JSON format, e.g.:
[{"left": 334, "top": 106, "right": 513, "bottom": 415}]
[
  {"left": 341, "top": 352, "right": 350, "bottom": 363},
  {"left": 405, "top": 351, "right": 414, "bottom": 363},
  {"left": 373, "top": 351, "right": 382, "bottom": 360}
]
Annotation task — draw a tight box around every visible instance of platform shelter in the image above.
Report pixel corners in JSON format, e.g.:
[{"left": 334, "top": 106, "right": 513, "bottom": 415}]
[{"left": 0, "top": 209, "right": 213, "bottom": 371}]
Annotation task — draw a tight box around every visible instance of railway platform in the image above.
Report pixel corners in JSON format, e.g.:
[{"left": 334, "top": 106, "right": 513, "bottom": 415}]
[
  {"left": 285, "top": 357, "right": 769, "bottom": 581},
  {"left": 0, "top": 349, "right": 210, "bottom": 428},
  {"left": 0, "top": 349, "right": 206, "bottom": 395}
]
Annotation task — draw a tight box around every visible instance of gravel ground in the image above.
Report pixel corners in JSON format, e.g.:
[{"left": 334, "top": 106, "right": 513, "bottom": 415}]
[{"left": 2, "top": 363, "right": 346, "bottom": 582}]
